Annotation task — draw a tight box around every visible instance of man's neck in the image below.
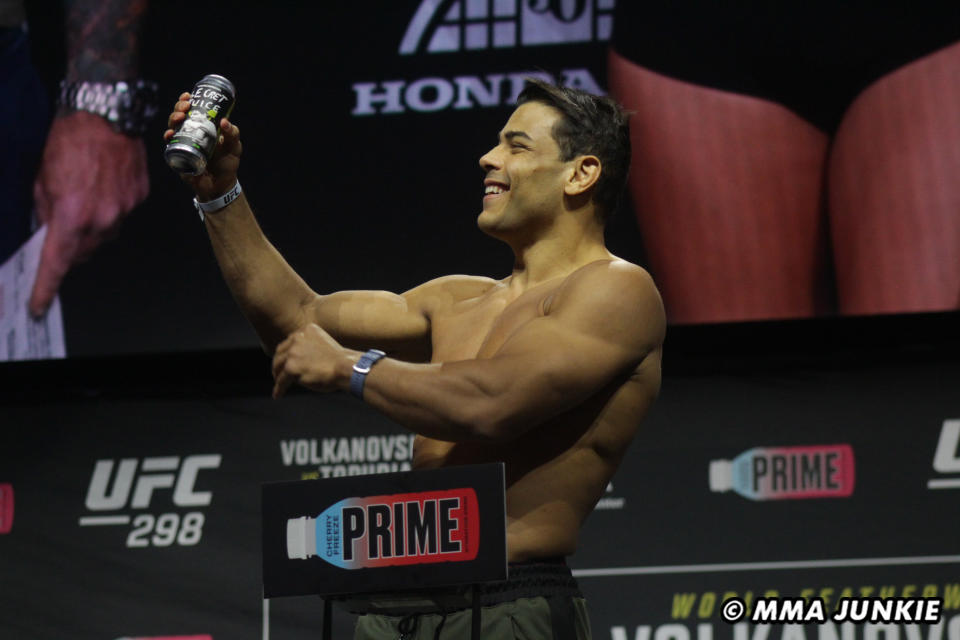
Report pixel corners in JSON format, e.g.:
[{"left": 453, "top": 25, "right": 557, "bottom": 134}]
[{"left": 505, "top": 223, "right": 611, "bottom": 292}]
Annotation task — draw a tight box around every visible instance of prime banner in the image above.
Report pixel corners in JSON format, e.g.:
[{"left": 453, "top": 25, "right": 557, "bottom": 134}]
[{"left": 1, "top": 355, "right": 958, "bottom": 639}]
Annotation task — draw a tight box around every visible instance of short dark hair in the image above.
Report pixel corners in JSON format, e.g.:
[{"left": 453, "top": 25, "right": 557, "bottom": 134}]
[{"left": 517, "top": 79, "right": 631, "bottom": 223}]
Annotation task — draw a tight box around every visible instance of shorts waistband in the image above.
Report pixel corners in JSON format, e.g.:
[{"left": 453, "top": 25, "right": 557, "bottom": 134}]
[
  {"left": 333, "top": 557, "right": 581, "bottom": 615},
  {"left": 478, "top": 558, "right": 582, "bottom": 606}
]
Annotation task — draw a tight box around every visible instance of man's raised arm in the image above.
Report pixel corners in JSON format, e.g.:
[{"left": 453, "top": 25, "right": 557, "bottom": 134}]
[{"left": 163, "top": 95, "right": 433, "bottom": 357}]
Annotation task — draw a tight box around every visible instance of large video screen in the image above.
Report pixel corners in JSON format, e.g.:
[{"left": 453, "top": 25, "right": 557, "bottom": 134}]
[{"left": 3, "top": 1, "right": 959, "bottom": 361}]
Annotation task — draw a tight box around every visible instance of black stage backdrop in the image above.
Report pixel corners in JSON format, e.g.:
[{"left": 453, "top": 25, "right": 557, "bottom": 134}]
[{"left": 3, "top": 1, "right": 960, "bottom": 639}]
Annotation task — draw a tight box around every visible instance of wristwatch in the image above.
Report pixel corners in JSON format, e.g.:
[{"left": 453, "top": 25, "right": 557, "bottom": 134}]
[
  {"left": 350, "top": 349, "right": 387, "bottom": 400},
  {"left": 58, "top": 79, "right": 160, "bottom": 136}
]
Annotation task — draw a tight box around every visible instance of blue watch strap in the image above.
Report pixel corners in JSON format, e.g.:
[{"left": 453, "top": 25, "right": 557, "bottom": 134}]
[{"left": 350, "top": 349, "right": 387, "bottom": 399}]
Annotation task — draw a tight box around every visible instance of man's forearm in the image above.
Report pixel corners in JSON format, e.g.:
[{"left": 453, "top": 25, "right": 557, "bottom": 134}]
[
  {"left": 63, "top": 0, "right": 147, "bottom": 84},
  {"left": 204, "top": 193, "right": 318, "bottom": 352},
  {"left": 339, "top": 355, "right": 553, "bottom": 443}
]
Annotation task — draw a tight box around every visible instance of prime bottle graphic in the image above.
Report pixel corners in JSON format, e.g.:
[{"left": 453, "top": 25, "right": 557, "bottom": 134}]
[
  {"left": 287, "top": 488, "right": 479, "bottom": 569},
  {"left": 709, "top": 444, "right": 855, "bottom": 500}
]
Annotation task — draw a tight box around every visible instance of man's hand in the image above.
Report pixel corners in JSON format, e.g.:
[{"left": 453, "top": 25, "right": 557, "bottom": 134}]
[
  {"left": 163, "top": 92, "right": 242, "bottom": 201},
  {"left": 272, "top": 324, "right": 353, "bottom": 399},
  {"left": 29, "top": 111, "right": 149, "bottom": 317}
]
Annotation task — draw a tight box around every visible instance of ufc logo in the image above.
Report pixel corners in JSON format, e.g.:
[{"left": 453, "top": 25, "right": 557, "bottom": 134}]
[
  {"left": 932, "top": 420, "right": 960, "bottom": 473},
  {"left": 85, "top": 455, "right": 221, "bottom": 511}
]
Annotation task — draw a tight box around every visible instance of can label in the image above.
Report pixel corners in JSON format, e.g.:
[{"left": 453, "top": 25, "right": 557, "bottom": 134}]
[
  {"left": 172, "top": 82, "right": 234, "bottom": 156},
  {"left": 166, "top": 74, "right": 236, "bottom": 174}
]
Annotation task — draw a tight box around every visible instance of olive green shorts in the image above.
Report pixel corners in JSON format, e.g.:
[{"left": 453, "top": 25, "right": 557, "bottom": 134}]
[{"left": 353, "top": 595, "right": 592, "bottom": 640}]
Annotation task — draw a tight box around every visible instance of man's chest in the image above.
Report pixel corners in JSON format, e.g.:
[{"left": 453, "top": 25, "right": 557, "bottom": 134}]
[{"left": 428, "top": 285, "right": 556, "bottom": 362}]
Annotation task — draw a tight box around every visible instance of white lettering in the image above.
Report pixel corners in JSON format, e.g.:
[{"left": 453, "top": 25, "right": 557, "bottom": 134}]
[
  {"left": 86, "top": 459, "right": 138, "bottom": 510},
  {"left": 295, "top": 439, "right": 309, "bottom": 465},
  {"left": 173, "top": 454, "right": 221, "bottom": 507},
  {"left": 817, "top": 622, "right": 857, "bottom": 640},
  {"left": 782, "top": 626, "right": 808, "bottom": 640},
  {"left": 561, "top": 68, "right": 606, "bottom": 96},
  {"left": 653, "top": 625, "right": 689, "bottom": 640},
  {"left": 352, "top": 81, "right": 405, "bottom": 116},
  {"left": 351, "top": 437, "right": 366, "bottom": 461},
  {"left": 131, "top": 457, "right": 179, "bottom": 508},
  {"left": 864, "top": 624, "right": 900, "bottom": 640},
  {"left": 323, "top": 437, "right": 337, "bottom": 461},
  {"left": 733, "top": 623, "right": 770, "bottom": 640},
  {"left": 280, "top": 440, "right": 296, "bottom": 466},
  {"left": 352, "top": 69, "right": 603, "bottom": 116},
  {"left": 405, "top": 77, "right": 455, "bottom": 112},
  {"left": 504, "top": 71, "right": 554, "bottom": 104},
  {"left": 933, "top": 420, "right": 960, "bottom": 473},
  {"left": 84, "top": 455, "right": 221, "bottom": 511},
  {"left": 453, "top": 75, "right": 505, "bottom": 109}
]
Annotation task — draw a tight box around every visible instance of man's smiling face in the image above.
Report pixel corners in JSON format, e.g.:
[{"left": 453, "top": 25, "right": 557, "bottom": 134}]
[{"left": 477, "top": 101, "right": 572, "bottom": 240}]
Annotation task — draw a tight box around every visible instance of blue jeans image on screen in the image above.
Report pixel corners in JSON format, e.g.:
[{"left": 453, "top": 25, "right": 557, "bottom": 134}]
[{"left": 0, "top": 25, "right": 49, "bottom": 264}]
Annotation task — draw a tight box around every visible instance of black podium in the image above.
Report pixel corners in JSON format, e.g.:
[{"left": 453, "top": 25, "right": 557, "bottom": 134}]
[{"left": 263, "top": 463, "right": 507, "bottom": 638}]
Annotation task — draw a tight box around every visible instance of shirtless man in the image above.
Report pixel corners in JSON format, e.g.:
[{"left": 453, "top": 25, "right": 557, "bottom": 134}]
[{"left": 165, "top": 80, "right": 665, "bottom": 640}]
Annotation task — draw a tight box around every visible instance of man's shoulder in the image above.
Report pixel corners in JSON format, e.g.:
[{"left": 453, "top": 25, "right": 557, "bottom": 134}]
[
  {"left": 552, "top": 258, "right": 665, "bottom": 345},
  {"left": 559, "top": 258, "right": 659, "bottom": 306}
]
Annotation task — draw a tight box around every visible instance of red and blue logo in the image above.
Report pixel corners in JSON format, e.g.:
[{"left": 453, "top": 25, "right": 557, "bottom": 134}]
[{"left": 287, "top": 487, "right": 479, "bottom": 569}]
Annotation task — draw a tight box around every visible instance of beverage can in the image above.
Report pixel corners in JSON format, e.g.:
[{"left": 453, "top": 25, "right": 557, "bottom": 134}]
[{"left": 164, "top": 74, "right": 237, "bottom": 175}]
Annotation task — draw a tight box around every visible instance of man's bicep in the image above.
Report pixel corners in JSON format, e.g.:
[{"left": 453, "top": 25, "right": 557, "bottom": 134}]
[
  {"left": 305, "top": 289, "right": 431, "bottom": 359},
  {"left": 494, "top": 314, "right": 646, "bottom": 404}
]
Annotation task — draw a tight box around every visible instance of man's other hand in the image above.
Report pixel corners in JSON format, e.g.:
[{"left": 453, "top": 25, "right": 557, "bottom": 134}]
[
  {"left": 30, "top": 111, "right": 149, "bottom": 317},
  {"left": 272, "top": 324, "right": 351, "bottom": 399}
]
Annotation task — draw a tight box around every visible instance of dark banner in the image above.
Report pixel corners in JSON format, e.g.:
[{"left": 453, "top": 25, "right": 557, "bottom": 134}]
[{"left": 2, "top": 357, "right": 958, "bottom": 639}]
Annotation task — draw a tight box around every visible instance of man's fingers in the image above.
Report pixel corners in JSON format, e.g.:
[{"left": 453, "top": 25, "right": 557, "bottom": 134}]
[
  {"left": 32, "top": 179, "right": 51, "bottom": 225},
  {"left": 273, "top": 368, "right": 296, "bottom": 399},
  {"left": 274, "top": 333, "right": 294, "bottom": 357},
  {"left": 29, "top": 220, "right": 79, "bottom": 317},
  {"left": 220, "top": 119, "right": 242, "bottom": 156},
  {"left": 164, "top": 94, "right": 191, "bottom": 131},
  {"left": 272, "top": 350, "right": 288, "bottom": 381},
  {"left": 166, "top": 110, "right": 185, "bottom": 131}
]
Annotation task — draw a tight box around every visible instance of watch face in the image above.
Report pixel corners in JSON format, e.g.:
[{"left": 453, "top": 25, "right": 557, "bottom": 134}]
[
  {"left": 119, "top": 81, "right": 160, "bottom": 135},
  {"left": 63, "top": 80, "right": 159, "bottom": 135}
]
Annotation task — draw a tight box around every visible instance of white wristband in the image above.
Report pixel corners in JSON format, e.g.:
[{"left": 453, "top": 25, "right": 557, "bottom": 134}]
[{"left": 193, "top": 180, "right": 242, "bottom": 221}]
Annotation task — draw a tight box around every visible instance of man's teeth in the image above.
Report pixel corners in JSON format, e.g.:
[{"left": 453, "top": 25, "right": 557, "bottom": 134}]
[{"left": 485, "top": 185, "right": 506, "bottom": 195}]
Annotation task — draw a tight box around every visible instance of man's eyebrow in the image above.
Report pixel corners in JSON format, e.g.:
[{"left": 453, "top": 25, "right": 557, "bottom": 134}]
[{"left": 501, "top": 130, "right": 534, "bottom": 143}]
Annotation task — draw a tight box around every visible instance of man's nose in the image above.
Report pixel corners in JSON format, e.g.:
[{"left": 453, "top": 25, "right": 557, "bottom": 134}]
[{"left": 478, "top": 146, "right": 500, "bottom": 172}]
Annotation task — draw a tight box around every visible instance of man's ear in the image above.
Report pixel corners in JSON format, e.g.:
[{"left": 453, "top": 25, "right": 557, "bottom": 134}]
[{"left": 564, "top": 155, "right": 601, "bottom": 197}]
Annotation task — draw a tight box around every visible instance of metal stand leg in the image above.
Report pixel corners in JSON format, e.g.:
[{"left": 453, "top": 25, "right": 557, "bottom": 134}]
[
  {"left": 322, "top": 598, "right": 332, "bottom": 640},
  {"left": 471, "top": 586, "right": 481, "bottom": 640}
]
